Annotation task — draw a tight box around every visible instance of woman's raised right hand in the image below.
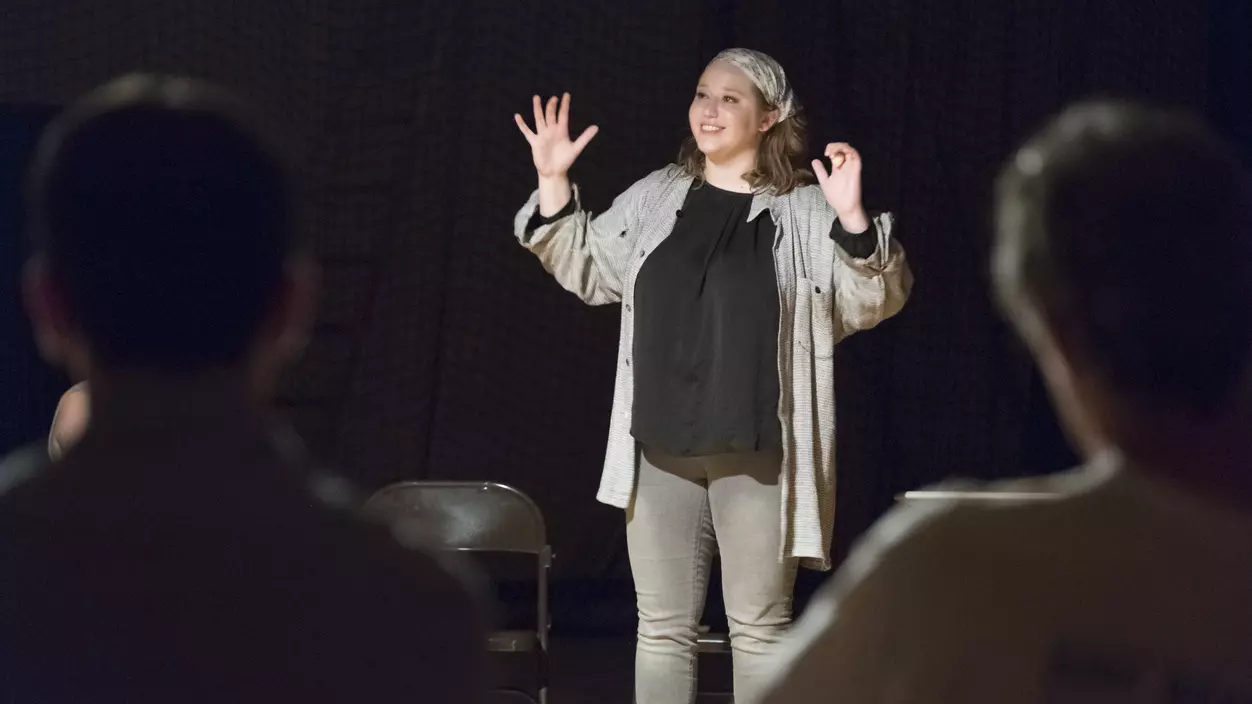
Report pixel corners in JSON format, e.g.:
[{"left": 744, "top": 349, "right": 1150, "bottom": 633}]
[{"left": 514, "top": 93, "right": 599, "bottom": 179}]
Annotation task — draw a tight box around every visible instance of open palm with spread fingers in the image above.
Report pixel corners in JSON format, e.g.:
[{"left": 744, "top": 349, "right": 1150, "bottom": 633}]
[{"left": 514, "top": 93, "right": 599, "bottom": 179}]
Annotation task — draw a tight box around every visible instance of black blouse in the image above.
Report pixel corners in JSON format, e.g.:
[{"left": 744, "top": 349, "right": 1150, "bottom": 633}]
[
  {"left": 535, "top": 180, "right": 876, "bottom": 458},
  {"left": 631, "top": 183, "right": 781, "bottom": 456}
]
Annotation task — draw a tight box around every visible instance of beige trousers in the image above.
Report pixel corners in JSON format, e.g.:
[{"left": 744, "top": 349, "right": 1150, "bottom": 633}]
[{"left": 627, "top": 446, "right": 798, "bottom": 704}]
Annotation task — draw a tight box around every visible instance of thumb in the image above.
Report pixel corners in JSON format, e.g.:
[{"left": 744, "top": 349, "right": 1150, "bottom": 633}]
[{"left": 572, "top": 125, "right": 600, "bottom": 155}]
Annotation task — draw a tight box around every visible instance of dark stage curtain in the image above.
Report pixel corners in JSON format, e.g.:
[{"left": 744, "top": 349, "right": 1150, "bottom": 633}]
[{"left": 0, "top": 1, "right": 1218, "bottom": 611}]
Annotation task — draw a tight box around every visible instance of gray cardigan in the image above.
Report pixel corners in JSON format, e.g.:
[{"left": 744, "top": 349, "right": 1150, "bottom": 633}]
[{"left": 514, "top": 165, "right": 912, "bottom": 570}]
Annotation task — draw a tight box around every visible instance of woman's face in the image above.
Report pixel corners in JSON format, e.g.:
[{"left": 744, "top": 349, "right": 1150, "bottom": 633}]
[{"left": 689, "top": 60, "right": 777, "bottom": 163}]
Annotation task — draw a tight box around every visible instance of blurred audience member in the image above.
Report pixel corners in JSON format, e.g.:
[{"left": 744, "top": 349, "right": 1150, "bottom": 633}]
[
  {"left": 47, "top": 380, "right": 87, "bottom": 459},
  {"left": 0, "top": 74, "right": 486, "bottom": 703},
  {"left": 753, "top": 101, "right": 1252, "bottom": 703}
]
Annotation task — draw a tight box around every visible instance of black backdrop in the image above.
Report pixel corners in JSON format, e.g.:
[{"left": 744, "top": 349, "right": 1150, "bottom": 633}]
[{"left": 0, "top": 0, "right": 1238, "bottom": 626}]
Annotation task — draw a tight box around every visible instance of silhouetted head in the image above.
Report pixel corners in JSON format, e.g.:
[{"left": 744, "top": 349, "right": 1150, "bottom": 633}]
[
  {"left": 24, "top": 74, "right": 315, "bottom": 390},
  {"left": 994, "top": 100, "right": 1252, "bottom": 452}
]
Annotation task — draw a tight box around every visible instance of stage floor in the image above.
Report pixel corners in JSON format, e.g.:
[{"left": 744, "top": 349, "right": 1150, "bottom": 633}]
[{"left": 519, "top": 637, "right": 733, "bottom": 703}]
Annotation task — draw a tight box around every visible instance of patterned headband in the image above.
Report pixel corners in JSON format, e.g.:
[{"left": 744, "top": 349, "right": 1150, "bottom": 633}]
[{"left": 711, "top": 48, "right": 797, "bottom": 122}]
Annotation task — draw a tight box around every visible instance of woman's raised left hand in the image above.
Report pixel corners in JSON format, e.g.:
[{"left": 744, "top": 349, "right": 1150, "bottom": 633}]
[{"left": 813, "top": 142, "right": 869, "bottom": 233}]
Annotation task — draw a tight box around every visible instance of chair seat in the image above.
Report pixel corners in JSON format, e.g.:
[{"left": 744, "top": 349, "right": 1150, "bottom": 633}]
[
  {"left": 696, "top": 631, "right": 730, "bottom": 653},
  {"left": 487, "top": 690, "right": 539, "bottom": 704},
  {"left": 488, "top": 629, "right": 540, "bottom": 652}
]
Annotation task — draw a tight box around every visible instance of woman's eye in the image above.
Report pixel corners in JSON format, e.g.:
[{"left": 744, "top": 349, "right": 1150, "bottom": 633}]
[{"left": 723, "top": 96, "right": 737, "bottom": 103}]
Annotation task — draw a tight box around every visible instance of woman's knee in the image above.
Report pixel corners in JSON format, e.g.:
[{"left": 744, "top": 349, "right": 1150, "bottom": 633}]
[{"left": 636, "top": 613, "right": 701, "bottom": 651}]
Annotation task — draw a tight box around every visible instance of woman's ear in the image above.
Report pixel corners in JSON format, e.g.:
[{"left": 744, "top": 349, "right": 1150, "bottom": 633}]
[{"left": 759, "top": 108, "right": 780, "bottom": 133}]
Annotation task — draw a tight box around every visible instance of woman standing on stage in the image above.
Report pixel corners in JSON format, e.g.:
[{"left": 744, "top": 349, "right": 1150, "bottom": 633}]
[{"left": 512, "top": 48, "right": 913, "bottom": 704}]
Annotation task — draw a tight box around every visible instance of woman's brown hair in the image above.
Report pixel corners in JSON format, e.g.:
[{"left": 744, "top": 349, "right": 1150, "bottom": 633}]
[{"left": 677, "top": 94, "right": 814, "bottom": 196}]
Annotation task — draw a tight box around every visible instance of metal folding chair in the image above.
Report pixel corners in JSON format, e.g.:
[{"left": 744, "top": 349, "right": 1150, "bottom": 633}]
[
  {"left": 696, "top": 625, "right": 733, "bottom": 702},
  {"left": 364, "top": 481, "right": 552, "bottom": 704},
  {"left": 692, "top": 535, "right": 735, "bottom": 702},
  {"left": 896, "top": 489, "right": 1061, "bottom": 503}
]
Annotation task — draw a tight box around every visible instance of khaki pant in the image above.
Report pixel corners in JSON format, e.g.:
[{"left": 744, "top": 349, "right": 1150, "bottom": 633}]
[{"left": 627, "top": 446, "right": 798, "bottom": 704}]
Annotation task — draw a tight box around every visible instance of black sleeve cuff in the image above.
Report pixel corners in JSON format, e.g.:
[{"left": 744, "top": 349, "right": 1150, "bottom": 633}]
[
  {"left": 543, "top": 197, "right": 577, "bottom": 224},
  {"left": 527, "top": 197, "right": 577, "bottom": 232},
  {"left": 829, "top": 217, "right": 877, "bottom": 259}
]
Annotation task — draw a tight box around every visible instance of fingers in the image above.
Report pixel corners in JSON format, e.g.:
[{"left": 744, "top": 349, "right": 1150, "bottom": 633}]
[
  {"left": 532, "top": 95, "right": 545, "bottom": 130},
  {"left": 572, "top": 124, "right": 599, "bottom": 155},
  {"left": 545, "top": 96, "right": 559, "bottom": 129},
  {"left": 824, "top": 142, "right": 856, "bottom": 156},
  {"left": 514, "top": 113, "right": 537, "bottom": 144},
  {"left": 824, "top": 142, "right": 861, "bottom": 168},
  {"left": 558, "top": 92, "right": 571, "bottom": 128},
  {"left": 523, "top": 92, "right": 587, "bottom": 147}
]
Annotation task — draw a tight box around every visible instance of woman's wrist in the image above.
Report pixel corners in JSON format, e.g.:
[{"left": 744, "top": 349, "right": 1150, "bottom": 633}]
[
  {"left": 836, "top": 207, "right": 870, "bottom": 234},
  {"left": 538, "top": 174, "right": 572, "bottom": 217}
]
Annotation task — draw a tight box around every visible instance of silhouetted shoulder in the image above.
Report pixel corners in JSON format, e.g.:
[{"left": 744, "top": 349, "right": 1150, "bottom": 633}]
[
  {"left": 827, "top": 463, "right": 1118, "bottom": 603},
  {"left": 0, "top": 443, "right": 53, "bottom": 501}
]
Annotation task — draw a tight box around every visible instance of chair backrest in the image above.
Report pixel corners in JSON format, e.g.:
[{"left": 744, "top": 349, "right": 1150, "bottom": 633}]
[{"left": 364, "top": 481, "right": 547, "bottom": 554}]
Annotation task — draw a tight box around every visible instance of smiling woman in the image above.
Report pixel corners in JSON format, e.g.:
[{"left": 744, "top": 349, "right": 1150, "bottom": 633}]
[
  {"left": 511, "top": 48, "right": 914, "bottom": 704},
  {"left": 679, "top": 52, "right": 810, "bottom": 198}
]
